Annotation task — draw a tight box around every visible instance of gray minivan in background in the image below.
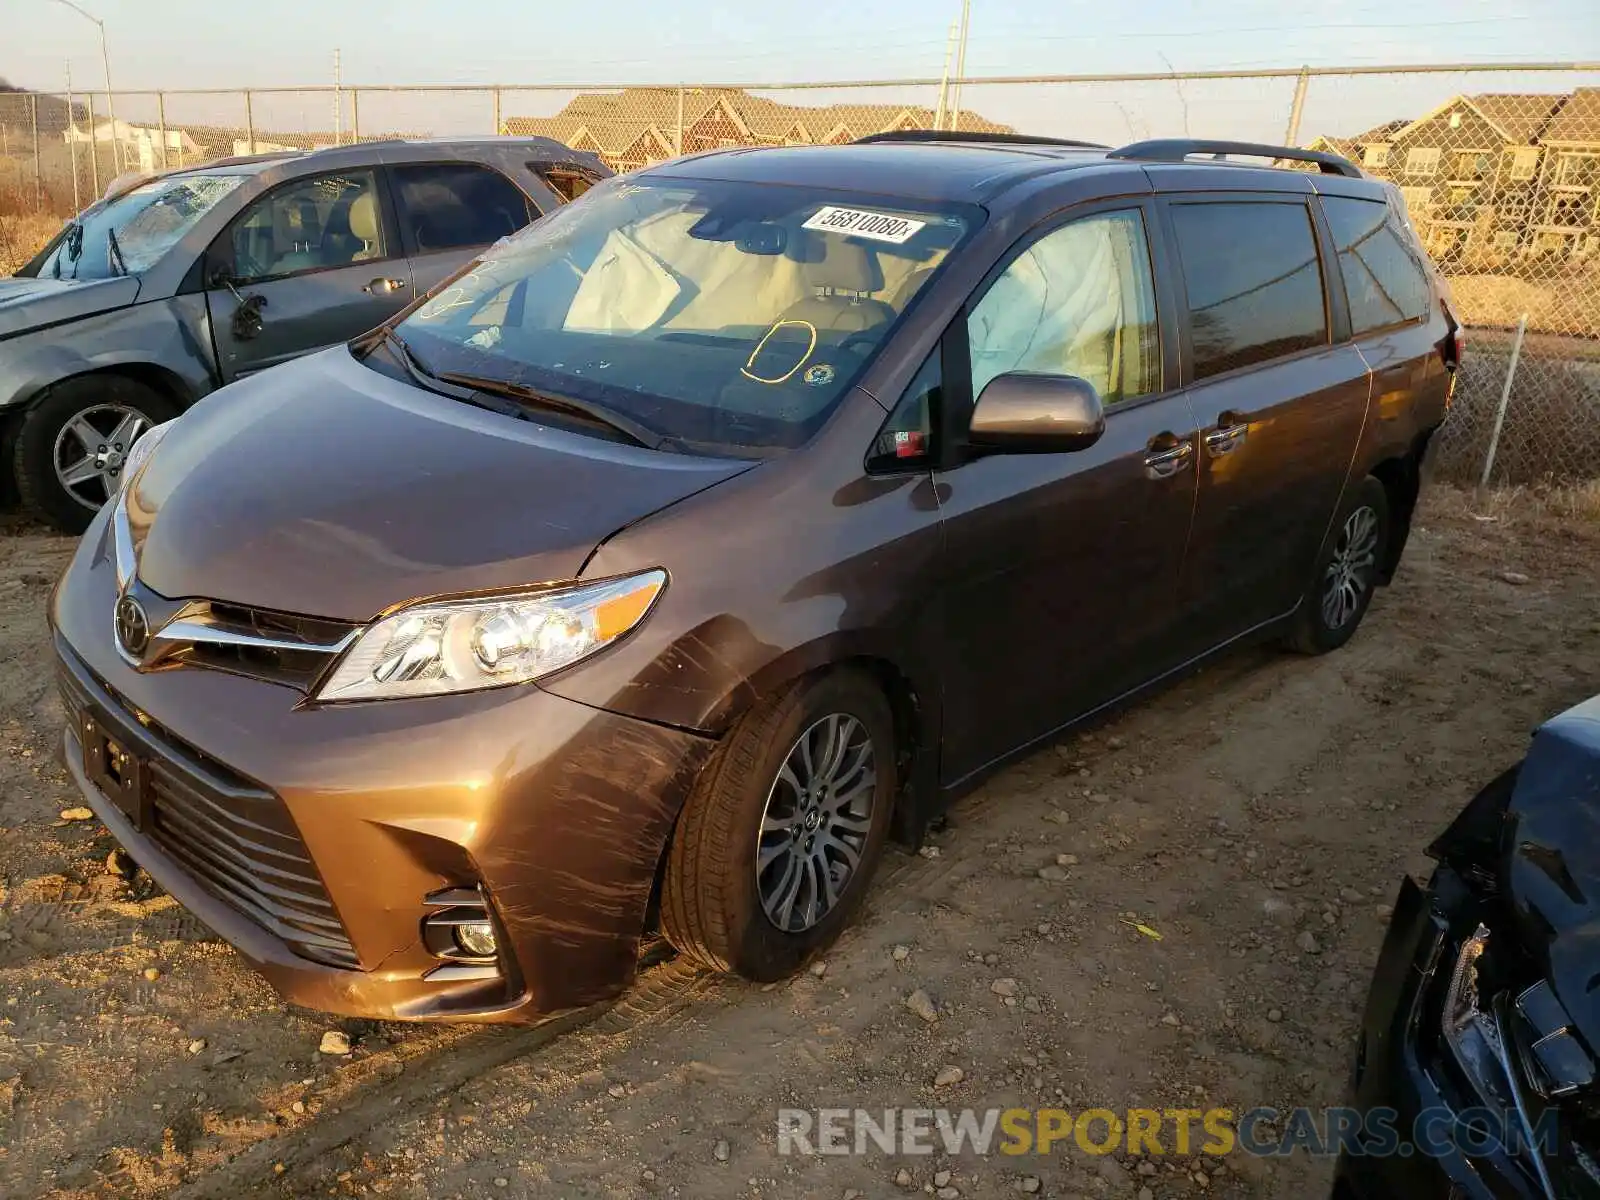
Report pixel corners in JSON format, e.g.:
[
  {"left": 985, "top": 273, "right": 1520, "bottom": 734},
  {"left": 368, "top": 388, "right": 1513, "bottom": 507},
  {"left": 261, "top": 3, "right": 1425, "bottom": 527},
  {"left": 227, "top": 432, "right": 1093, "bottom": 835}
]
[{"left": 0, "top": 138, "right": 608, "bottom": 531}]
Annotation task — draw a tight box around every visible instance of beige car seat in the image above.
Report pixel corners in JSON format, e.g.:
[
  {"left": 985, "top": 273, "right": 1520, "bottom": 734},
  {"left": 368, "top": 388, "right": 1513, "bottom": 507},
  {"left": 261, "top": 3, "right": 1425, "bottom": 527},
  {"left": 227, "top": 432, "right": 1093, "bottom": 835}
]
[
  {"left": 779, "top": 239, "right": 895, "bottom": 334},
  {"left": 349, "top": 192, "right": 381, "bottom": 262}
]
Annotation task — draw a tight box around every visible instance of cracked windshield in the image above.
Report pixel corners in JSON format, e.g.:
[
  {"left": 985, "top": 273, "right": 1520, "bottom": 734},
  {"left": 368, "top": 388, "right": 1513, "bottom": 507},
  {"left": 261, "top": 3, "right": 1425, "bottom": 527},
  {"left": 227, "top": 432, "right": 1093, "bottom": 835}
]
[
  {"left": 35, "top": 174, "right": 245, "bottom": 281},
  {"left": 396, "top": 177, "right": 979, "bottom": 451}
]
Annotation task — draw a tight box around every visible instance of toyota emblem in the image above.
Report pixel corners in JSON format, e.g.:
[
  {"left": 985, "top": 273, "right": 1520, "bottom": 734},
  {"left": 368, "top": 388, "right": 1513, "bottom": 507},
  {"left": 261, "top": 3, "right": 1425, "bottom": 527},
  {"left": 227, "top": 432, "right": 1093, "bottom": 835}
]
[{"left": 115, "top": 594, "right": 150, "bottom": 657}]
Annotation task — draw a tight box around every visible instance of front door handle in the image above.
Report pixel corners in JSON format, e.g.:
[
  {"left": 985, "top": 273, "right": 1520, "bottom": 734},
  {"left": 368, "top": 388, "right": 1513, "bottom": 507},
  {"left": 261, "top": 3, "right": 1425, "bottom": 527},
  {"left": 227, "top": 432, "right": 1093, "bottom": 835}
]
[
  {"left": 1143, "top": 436, "right": 1194, "bottom": 480},
  {"left": 364, "top": 277, "right": 408, "bottom": 295}
]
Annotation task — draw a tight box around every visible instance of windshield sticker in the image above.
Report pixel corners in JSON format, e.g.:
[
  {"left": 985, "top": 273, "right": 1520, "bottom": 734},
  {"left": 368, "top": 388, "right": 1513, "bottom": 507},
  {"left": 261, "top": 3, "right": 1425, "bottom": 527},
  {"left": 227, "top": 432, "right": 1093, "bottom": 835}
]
[
  {"left": 802, "top": 206, "right": 927, "bottom": 245},
  {"left": 803, "top": 363, "right": 836, "bottom": 387}
]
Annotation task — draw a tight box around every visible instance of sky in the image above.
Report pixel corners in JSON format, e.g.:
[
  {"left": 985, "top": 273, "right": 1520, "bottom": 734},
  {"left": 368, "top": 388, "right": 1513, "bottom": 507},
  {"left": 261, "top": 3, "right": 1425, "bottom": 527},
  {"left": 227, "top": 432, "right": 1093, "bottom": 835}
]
[{"left": 2, "top": 0, "right": 1598, "bottom": 144}]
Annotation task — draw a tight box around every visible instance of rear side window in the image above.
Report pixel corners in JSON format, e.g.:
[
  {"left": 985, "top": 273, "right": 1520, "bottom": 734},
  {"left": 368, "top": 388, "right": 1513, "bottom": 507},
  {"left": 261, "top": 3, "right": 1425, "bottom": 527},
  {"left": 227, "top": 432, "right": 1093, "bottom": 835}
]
[
  {"left": 1321, "top": 196, "right": 1431, "bottom": 334},
  {"left": 1169, "top": 201, "right": 1328, "bottom": 380},
  {"left": 390, "top": 163, "right": 534, "bottom": 253}
]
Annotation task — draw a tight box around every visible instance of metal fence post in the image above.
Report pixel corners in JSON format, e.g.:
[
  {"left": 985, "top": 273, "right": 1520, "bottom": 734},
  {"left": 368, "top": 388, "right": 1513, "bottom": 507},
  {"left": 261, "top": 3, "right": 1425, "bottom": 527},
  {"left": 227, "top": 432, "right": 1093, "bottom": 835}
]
[
  {"left": 675, "top": 86, "right": 685, "bottom": 156},
  {"left": 351, "top": 89, "right": 360, "bottom": 143},
  {"left": 244, "top": 90, "right": 255, "bottom": 154},
  {"left": 1480, "top": 312, "right": 1530, "bottom": 488},
  {"left": 86, "top": 91, "right": 99, "bottom": 199},
  {"left": 65, "top": 64, "right": 81, "bottom": 213},
  {"left": 492, "top": 87, "right": 502, "bottom": 135},
  {"left": 30, "top": 94, "right": 42, "bottom": 209},
  {"left": 158, "top": 91, "right": 168, "bottom": 169},
  {"left": 1284, "top": 67, "right": 1309, "bottom": 146}
]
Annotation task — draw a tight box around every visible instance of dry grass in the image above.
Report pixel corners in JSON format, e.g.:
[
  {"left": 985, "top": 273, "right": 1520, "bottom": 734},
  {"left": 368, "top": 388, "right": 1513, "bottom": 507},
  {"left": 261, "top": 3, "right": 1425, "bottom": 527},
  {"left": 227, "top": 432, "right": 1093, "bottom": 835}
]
[
  {"left": 1434, "top": 478, "right": 1600, "bottom": 530},
  {"left": 0, "top": 210, "right": 61, "bottom": 274}
]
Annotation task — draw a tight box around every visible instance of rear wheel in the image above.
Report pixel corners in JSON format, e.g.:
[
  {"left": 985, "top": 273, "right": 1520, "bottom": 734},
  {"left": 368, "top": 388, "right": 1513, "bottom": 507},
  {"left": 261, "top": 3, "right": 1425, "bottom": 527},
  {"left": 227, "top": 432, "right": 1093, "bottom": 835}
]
[
  {"left": 661, "top": 670, "right": 895, "bottom": 981},
  {"left": 14, "top": 376, "right": 178, "bottom": 534},
  {"left": 1285, "top": 475, "right": 1390, "bottom": 655}
]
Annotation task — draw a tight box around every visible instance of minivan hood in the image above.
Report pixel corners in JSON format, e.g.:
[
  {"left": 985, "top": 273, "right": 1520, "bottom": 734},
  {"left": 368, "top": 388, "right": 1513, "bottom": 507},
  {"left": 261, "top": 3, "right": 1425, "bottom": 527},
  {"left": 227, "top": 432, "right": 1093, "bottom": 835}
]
[
  {"left": 1504, "top": 695, "right": 1600, "bottom": 1052},
  {"left": 129, "top": 347, "right": 754, "bottom": 621},
  {"left": 0, "top": 274, "right": 141, "bottom": 339}
]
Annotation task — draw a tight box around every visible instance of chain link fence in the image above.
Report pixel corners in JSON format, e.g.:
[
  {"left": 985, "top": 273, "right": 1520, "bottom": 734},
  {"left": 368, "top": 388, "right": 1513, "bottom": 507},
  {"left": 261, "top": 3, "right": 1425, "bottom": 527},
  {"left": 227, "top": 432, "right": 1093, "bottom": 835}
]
[{"left": 2, "top": 65, "right": 1598, "bottom": 482}]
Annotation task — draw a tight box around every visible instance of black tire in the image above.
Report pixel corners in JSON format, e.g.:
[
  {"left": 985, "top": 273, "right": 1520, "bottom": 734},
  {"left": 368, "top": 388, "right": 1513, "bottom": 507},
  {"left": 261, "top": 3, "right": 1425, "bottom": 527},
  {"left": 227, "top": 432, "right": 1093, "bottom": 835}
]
[
  {"left": 662, "top": 669, "right": 896, "bottom": 981},
  {"left": 1285, "top": 475, "right": 1391, "bottom": 655},
  {"left": 13, "top": 375, "right": 179, "bottom": 534}
]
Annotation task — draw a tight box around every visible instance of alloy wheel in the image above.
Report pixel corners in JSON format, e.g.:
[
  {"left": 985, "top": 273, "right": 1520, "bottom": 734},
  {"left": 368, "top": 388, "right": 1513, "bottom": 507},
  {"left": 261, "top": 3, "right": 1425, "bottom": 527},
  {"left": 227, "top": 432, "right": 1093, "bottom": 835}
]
[
  {"left": 755, "top": 713, "right": 877, "bottom": 933},
  {"left": 53, "top": 404, "right": 149, "bottom": 510},
  {"left": 1321, "top": 504, "right": 1380, "bottom": 630}
]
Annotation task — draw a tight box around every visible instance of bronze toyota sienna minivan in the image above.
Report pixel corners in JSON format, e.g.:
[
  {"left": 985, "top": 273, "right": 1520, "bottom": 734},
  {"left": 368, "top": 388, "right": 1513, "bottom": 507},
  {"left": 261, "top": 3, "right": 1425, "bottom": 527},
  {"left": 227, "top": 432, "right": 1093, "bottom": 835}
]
[{"left": 51, "top": 133, "right": 1457, "bottom": 1023}]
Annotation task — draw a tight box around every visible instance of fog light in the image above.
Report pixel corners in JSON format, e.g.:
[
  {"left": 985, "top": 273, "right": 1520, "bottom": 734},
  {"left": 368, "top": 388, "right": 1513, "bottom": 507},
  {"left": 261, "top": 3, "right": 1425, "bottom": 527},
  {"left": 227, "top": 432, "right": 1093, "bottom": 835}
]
[{"left": 455, "top": 921, "right": 497, "bottom": 958}]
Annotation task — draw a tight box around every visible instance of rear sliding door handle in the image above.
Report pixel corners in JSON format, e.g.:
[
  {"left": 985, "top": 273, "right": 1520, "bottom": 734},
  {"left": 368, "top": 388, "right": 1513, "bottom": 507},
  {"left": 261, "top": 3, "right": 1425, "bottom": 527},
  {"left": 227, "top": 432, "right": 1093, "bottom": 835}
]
[
  {"left": 1143, "top": 438, "right": 1194, "bottom": 479},
  {"left": 1204, "top": 424, "right": 1249, "bottom": 456}
]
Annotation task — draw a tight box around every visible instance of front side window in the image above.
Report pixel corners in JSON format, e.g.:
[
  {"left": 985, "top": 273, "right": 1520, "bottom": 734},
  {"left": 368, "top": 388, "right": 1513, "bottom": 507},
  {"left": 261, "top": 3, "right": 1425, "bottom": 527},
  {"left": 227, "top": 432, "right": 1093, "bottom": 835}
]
[
  {"left": 228, "top": 170, "right": 385, "bottom": 283},
  {"left": 33, "top": 173, "right": 245, "bottom": 281},
  {"left": 1322, "top": 196, "right": 1431, "bottom": 334},
  {"left": 391, "top": 163, "right": 534, "bottom": 253},
  {"left": 967, "top": 209, "right": 1160, "bottom": 404},
  {"left": 1169, "top": 201, "right": 1327, "bottom": 380},
  {"left": 394, "top": 177, "right": 979, "bottom": 453}
]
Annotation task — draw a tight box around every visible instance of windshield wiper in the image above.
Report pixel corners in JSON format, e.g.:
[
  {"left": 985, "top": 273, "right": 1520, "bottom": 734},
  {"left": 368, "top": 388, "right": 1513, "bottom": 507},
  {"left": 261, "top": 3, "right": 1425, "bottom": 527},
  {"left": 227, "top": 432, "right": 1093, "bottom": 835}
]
[
  {"left": 106, "top": 226, "right": 128, "bottom": 277},
  {"left": 358, "top": 326, "right": 524, "bottom": 416},
  {"left": 436, "top": 370, "right": 667, "bottom": 451}
]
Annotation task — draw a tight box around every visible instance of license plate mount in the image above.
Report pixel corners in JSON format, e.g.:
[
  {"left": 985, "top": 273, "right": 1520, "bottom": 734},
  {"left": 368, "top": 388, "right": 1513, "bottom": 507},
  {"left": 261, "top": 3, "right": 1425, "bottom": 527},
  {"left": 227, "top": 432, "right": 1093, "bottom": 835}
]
[{"left": 81, "top": 708, "right": 146, "bottom": 830}]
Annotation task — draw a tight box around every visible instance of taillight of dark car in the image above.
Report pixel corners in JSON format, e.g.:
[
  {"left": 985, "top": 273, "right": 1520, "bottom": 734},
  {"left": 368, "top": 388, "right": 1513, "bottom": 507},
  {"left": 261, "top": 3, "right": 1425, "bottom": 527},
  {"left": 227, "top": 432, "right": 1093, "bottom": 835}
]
[{"left": 1440, "top": 302, "right": 1464, "bottom": 374}]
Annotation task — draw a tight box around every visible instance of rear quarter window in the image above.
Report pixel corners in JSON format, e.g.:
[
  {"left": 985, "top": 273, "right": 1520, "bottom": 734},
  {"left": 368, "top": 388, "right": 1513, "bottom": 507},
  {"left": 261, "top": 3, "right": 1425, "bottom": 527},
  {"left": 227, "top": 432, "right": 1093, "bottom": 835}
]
[
  {"left": 1321, "top": 195, "right": 1431, "bottom": 335},
  {"left": 531, "top": 163, "right": 603, "bottom": 203}
]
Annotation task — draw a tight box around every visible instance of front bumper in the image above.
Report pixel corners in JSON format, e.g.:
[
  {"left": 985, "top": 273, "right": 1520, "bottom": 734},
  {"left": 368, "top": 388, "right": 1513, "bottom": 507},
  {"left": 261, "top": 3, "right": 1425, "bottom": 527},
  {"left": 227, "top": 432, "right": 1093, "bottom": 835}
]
[{"left": 50, "top": 512, "right": 716, "bottom": 1023}]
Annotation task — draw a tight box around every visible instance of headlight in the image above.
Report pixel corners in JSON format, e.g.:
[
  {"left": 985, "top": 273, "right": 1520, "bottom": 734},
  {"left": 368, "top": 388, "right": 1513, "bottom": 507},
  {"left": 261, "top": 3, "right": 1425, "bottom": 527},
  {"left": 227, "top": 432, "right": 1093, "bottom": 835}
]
[
  {"left": 1443, "top": 924, "right": 1513, "bottom": 1107},
  {"left": 313, "top": 570, "right": 666, "bottom": 702},
  {"left": 122, "top": 421, "right": 173, "bottom": 492}
]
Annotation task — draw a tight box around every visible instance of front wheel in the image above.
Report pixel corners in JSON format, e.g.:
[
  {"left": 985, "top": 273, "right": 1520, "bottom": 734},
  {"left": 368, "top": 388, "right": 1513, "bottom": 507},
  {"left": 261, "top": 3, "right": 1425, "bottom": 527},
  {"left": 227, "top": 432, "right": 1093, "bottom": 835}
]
[
  {"left": 14, "top": 376, "right": 179, "bottom": 534},
  {"left": 661, "top": 670, "right": 896, "bottom": 981},
  {"left": 1285, "top": 475, "right": 1390, "bottom": 655}
]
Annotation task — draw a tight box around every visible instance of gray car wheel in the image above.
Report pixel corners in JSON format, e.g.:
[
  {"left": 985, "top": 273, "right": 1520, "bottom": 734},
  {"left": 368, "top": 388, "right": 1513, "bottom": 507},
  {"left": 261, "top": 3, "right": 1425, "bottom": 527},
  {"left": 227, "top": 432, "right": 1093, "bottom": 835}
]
[
  {"left": 14, "top": 376, "right": 178, "bottom": 534},
  {"left": 662, "top": 669, "right": 896, "bottom": 981}
]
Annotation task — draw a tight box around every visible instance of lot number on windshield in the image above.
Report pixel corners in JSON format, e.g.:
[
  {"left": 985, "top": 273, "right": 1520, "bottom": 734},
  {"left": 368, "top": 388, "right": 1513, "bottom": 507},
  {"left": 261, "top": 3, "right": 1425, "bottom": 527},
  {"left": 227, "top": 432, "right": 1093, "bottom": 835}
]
[{"left": 802, "top": 206, "right": 927, "bottom": 245}]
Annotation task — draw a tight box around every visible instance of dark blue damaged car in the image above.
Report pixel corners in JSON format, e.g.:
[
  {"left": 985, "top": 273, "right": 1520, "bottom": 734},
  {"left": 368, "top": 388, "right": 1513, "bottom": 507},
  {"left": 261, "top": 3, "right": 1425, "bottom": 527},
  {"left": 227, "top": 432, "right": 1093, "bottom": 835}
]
[{"left": 1337, "top": 694, "right": 1600, "bottom": 1199}]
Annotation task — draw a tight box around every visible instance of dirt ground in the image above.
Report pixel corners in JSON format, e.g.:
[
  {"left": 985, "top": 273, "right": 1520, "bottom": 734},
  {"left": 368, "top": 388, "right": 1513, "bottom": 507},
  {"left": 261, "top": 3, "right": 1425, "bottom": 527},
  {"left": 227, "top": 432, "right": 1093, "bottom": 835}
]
[{"left": 1, "top": 485, "right": 1597, "bottom": 1200}]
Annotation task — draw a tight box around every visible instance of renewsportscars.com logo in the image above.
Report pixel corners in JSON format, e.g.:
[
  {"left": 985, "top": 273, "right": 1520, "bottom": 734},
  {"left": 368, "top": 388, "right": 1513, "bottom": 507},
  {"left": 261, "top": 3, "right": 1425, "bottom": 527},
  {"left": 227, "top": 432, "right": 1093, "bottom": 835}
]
[{"left": 776, "top": 1105, "right": 1560, "bottom": 1159}]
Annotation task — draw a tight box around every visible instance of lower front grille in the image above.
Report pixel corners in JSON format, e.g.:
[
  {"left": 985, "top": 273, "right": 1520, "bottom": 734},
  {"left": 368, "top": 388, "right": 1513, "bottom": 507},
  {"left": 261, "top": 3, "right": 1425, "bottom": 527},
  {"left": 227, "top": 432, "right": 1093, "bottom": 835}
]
[
  {"left": 145, "top": 761, "right": 359, "bottom": 969},
  {"left": 57, "top": 641, "right": 359, "bottom": 969}
]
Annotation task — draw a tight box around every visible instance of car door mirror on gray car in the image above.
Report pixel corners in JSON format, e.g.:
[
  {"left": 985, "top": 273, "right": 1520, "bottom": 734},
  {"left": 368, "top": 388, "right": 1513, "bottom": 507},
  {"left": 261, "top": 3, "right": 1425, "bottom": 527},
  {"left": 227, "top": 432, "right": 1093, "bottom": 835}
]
[{"left": 967, "top": 371, "right": 1107, "bottom": 454}]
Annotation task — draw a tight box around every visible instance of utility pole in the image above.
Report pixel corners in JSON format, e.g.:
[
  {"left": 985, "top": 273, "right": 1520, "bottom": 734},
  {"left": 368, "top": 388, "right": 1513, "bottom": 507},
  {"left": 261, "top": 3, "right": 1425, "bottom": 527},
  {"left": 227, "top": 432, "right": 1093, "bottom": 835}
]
[
  {"left": 49, "top": 0, "right": 120, "bottom": 173},
  {"left": 934, "top": 20, "right": 957, "bottom": 131},
  {"left": 948, "top": 0, "right": 972, "bottom": 133},
  {"left": 1284, "top": 66, "right": 1310, "bottom": 146}
]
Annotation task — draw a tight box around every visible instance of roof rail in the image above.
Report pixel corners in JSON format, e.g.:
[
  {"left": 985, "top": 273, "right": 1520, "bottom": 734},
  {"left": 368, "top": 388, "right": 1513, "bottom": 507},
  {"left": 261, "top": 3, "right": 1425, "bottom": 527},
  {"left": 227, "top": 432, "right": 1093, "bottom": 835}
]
[
  {"left": 1107, "top": 139, "right": 1363, "bottom": 178},
  {"left": 854, "top": 130, "right": 1108, "bottom": 150}
]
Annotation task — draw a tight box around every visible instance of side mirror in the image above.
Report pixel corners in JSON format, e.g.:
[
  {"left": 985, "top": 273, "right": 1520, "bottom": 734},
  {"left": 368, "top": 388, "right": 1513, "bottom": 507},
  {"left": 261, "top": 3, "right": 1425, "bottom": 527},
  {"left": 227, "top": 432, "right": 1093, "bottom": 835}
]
[
  {"left": 207, "top": 261, "right": 236, "bottom": 289},
  {"left": 968, "top": 372, "right": 1106, "bottom": 453}
]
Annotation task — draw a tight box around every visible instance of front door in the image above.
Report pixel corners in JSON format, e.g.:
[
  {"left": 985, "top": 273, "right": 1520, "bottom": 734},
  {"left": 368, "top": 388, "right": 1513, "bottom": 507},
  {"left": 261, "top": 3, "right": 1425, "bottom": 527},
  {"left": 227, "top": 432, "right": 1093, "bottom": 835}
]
[
  {"left": 1160, "top": 195, "right": 1372, "bottom": 648},
  {"left": 933, "top": 205, "right": 1200, "bottom": 785},
  {"left": 204, "top": 167, "right": 413, "bottom": 382}
]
